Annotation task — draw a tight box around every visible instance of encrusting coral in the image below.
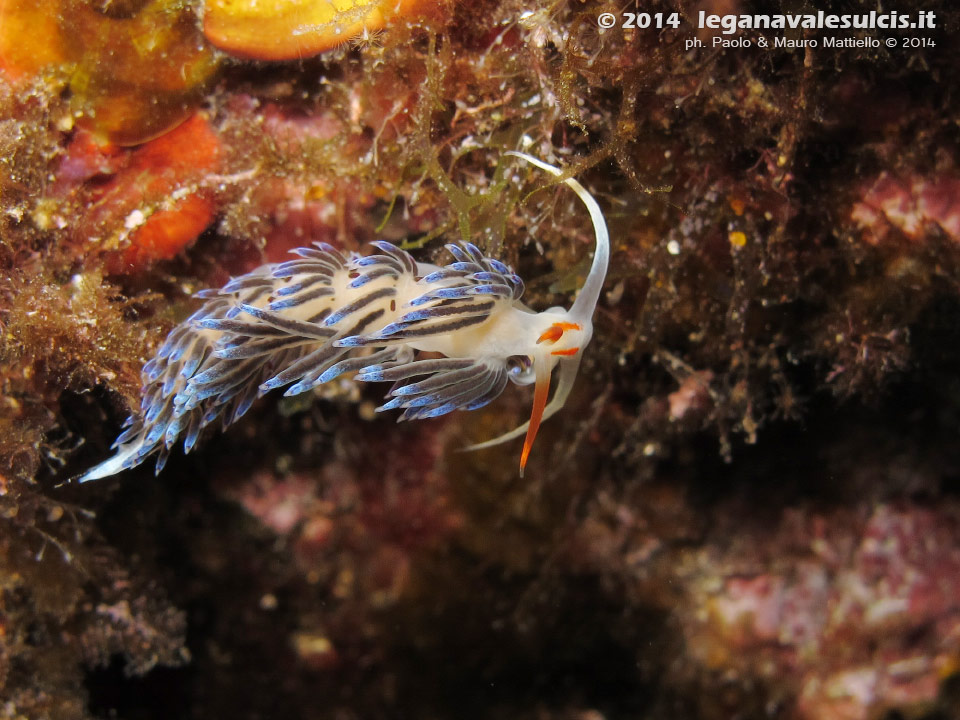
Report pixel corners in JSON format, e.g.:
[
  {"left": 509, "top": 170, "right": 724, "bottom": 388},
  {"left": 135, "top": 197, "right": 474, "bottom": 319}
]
[
  {"left": 1, "top": 0, "right": 960, "bottom": 717},
  {"left": 202, "top": 0, "right": 441, "bottom": 61}
]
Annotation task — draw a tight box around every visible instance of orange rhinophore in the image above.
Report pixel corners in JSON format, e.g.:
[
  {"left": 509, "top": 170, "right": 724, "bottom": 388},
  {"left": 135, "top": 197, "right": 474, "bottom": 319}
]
[{"left": 537, "top": 322, "right": 580, "bottom": 345}]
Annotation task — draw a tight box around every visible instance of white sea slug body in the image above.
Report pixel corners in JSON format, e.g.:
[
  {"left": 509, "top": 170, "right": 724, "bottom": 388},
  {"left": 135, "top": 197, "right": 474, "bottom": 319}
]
[{"left": 80, "top": 152, "right": 610, "bottom": 481}]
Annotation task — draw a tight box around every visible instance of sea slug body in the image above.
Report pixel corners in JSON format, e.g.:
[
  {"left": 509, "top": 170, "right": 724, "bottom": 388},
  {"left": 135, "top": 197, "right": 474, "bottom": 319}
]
[{"left": 80, "top": 153, "right": 610, "bottom": 481}]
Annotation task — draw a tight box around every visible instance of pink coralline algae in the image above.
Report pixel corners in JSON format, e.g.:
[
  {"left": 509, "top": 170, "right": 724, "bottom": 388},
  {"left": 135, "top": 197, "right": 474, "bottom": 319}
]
[
  {"left": 221, "top": 421, "right": 463, "bottom": 568},
  {"left": 685, "top": 503, "right": 960, "bottom": 720},
  {"left": 215, "top": 419, "right": 462, "bottom": 669},
  {"left": 668, "top": 370, "right": 715, "bottom": 423},
  {"left": 852, "top": 173, "right": 960, "bottom": 246}
]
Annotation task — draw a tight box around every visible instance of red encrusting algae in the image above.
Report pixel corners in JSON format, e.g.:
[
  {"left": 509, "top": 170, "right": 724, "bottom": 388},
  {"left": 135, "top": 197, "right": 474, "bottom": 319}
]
[{"left": 58, "top": 113, "right": 223, "bottom": 273}]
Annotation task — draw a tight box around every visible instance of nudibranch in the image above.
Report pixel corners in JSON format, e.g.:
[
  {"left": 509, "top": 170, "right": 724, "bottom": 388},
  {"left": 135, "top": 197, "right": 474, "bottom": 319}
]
[{"left": 80, "top": 152, "right": 609, "bottom": 482}]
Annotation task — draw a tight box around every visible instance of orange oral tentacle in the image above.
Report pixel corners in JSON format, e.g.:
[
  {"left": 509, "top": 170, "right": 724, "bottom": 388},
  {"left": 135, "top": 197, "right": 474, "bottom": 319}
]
[
  {"left": 519, "top": 361, "right": 552, "bottom": 477},
  {"left": 550, "top": 347, "right": 580, "bottom": 357}
]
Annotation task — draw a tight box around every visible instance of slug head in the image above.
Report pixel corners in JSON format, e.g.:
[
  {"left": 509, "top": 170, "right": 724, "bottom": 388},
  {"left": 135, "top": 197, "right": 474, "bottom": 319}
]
[
  {"left": 465, "top": 151, "right": 609, "bottom": 475},
  {"left": 516, "top": 318, "right": 590, "bottom": 476}
]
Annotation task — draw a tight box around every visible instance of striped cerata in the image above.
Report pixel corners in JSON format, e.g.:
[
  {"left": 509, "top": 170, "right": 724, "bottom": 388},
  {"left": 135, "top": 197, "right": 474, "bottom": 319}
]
[{"left": 80, "top": 152, "right": 610, "bottom": 481}]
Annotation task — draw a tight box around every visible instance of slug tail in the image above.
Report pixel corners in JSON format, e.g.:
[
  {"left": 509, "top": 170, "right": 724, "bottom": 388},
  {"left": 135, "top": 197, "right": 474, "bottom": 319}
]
[{"left": 78, "top": 441, "right": 148, "bottom": 483}]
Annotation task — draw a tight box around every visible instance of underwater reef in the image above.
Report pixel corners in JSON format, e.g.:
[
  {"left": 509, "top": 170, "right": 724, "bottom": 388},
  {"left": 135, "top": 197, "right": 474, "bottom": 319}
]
[{"left": 1, "top": 0, "right": 960, "bottom": 718}]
